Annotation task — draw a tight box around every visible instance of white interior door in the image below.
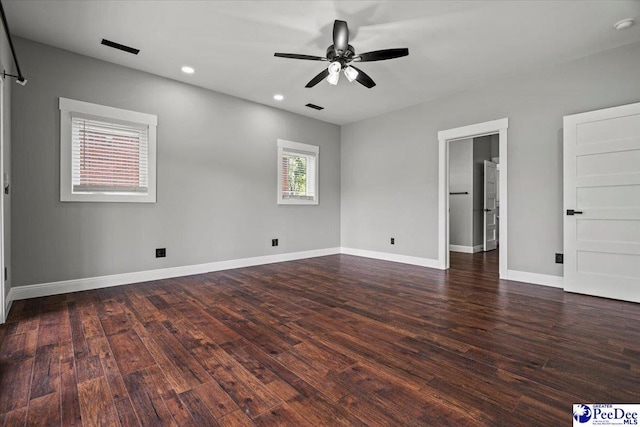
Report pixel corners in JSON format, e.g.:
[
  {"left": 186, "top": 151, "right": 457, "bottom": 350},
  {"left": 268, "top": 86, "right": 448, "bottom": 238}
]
[
  {"left": 563, "top": 102, "right": 640, "bottom": 303},
  {"left": 483, "top": 160, "right": 497, "bottom": 251}
]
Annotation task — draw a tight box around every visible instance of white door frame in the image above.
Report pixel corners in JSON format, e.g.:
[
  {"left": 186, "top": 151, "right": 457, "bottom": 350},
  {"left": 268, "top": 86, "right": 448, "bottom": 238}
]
[{"left": 438, "top": 118, "right": 509, "bottom": 278}]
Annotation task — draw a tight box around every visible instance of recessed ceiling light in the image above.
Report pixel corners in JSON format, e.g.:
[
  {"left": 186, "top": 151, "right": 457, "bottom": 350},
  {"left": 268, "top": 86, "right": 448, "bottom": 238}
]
[
  {"left": 273, "top": 94, "right": 284, "bottom": 101},
  {"left": 181, "top": 66, "right": 195, "bottom": 74},
  {"left": 614, "top": 19, "right": 634, "bottom": 31}
]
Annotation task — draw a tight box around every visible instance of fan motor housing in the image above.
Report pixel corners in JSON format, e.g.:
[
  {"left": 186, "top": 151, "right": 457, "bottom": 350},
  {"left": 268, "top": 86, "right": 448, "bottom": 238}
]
[{"left": 326, "top": 44, "right": 355, "bottom": 64}]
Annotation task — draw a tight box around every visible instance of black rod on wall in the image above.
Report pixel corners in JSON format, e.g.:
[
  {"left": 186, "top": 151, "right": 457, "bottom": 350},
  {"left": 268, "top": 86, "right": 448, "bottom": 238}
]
[{"left": 0, "top": 0, "right": 26, "bottom": 85}]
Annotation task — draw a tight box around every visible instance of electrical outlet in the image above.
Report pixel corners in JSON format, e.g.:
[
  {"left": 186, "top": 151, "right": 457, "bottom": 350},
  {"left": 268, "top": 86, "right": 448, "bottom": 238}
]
[
  {"left": 555, "top": 253, "right": 563, "bottom": 264},
  {"left": 391, "top": 237, "right": 395, "bottom": 245},
  {"left": 272, "top": 238, "right": 278, "bottom": 247},
  {"left": 156, "top": 248, "right": 166, "bottom": 258}
]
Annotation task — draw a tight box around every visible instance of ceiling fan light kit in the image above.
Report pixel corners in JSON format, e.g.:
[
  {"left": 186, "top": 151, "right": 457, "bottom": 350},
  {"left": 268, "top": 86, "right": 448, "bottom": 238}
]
[
  {"left": 344, "top": 66, "right": 358, "bottom": 82},
  {"left": 274, "top": 20, "right": 409, "bottom": 89}
]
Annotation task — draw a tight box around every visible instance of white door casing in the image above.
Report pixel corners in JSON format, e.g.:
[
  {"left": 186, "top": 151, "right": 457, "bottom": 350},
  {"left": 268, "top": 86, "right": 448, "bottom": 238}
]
[
  {"left": 483, "top": 160, "right": 497, "bottom": 251},
  {"left": 563, "top": 102, "right": 640, "bottom": 303}
]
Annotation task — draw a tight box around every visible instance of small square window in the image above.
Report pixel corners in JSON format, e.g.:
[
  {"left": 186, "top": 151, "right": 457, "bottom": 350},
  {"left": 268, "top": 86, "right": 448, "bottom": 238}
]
[
  {"left": 277, "top": 139, "right": 319, "bottom": 205},
  {"left": 59, "top": 98, "right": 157, "bottom": 203}
]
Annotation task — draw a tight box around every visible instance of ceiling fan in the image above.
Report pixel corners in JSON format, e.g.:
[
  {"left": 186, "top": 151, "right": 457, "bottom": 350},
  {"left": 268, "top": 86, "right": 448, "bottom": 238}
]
[{"left": 274, "top": 20, "right": 409, "bottom": 89}]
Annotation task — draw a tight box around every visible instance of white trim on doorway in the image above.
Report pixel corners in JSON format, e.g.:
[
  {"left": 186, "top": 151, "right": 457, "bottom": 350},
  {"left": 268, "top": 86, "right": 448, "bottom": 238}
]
[{"left": 438, "top": 118, "right": 509, "bottom": 278}]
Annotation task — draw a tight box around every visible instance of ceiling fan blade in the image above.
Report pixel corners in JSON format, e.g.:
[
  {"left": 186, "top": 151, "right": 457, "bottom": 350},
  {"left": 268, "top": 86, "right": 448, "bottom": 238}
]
[
  {"left": 355, "top": 48, "right": 409, "bottom": 62},
  {"left": 333, "top": 20, "right": 349, "bottom": 52},
  {"left": 350, "top": 66, "right": 376, "bottom": 89},
  {"left": 305, "top": 69, "right": 330, "bottom": 88},
  {"left": 274, "top": 53, "right": 327, "bottom": 61}
]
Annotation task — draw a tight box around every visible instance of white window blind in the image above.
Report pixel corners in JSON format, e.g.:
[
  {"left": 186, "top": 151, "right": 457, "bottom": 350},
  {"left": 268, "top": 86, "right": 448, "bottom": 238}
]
[
  {"left": 59, "top": 97, "right": 157, "bottom": 203},
  {"left": 71, "top": 115, "right": 149, "bottom": 193},
  {"left": 277, "top": 139, "right": 319, "bottom": 205}
]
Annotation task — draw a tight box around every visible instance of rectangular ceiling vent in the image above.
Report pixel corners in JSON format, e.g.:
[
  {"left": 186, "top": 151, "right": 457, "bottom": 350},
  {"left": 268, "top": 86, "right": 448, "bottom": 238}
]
[
  {"left": 305, "top": 103, "right": 324, "bottom": 111},
  {"left": 101, "top": 39, "right": 140, "bottom": 55}
]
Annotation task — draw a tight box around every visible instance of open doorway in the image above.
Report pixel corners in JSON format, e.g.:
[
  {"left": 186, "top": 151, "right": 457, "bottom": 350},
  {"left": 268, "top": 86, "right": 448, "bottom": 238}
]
[
  {"left": 448, "top": 135, "right": 499, "bottom": 275},
  {"left": 448, "top": 135, "right": 499, "bottom": 254},
  {"left": 437, "top": 118, "right": 509, "bottom": 279}
]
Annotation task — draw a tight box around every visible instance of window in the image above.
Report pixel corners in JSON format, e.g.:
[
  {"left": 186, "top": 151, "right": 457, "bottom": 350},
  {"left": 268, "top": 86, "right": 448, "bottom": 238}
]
[
  {"left": 59, "top": 97, "right": 157, "bottom": 203},
  {"left": 277, "top": 139, "right": 319, "bottom": 205}
]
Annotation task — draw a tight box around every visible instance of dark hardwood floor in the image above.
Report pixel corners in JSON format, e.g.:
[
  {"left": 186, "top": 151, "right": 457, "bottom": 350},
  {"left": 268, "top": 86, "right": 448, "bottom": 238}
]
[{"left": 1, "top": 252, "right": 639, "bottom": 426}]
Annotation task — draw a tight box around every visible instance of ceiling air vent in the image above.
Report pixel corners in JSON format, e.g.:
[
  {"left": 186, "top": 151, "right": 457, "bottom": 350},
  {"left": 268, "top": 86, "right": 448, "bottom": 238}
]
[
  {"left": 101, "top": 39, "right": 140, "bottom": 55},
  {"left": 305, "top": 103, "right": 324, "bottom": 111}
]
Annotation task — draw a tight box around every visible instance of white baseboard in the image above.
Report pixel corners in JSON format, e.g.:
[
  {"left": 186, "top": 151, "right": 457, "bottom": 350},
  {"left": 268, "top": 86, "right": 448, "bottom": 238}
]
[
  {"left": 340, "top": 247, "right": 443, "bottom": 269},
  {"left": 449, "top": 244, "right": 484, "bottom": 254},
  {"left": 506, "top": 269, "right": 564, "bottom": 288},
  {"left": 10, "top": 247, "right": 341, "bottom": 301},
  {"left": 8, "top": 247, "right": 565, "bottom": 303}
]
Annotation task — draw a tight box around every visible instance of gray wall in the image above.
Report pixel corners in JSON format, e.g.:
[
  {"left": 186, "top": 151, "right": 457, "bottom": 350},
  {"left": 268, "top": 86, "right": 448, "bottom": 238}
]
[
  {"left": 449, "top": 139, "right": 472, "bottom": 247},
  {"left": 1, "top": 27, "right": 11, "bottom": 304},
  {"left": 473, "top": 136, "right": 492, "bottom": 247},
  {"left": 12, "top": 38, "right": 341, "bottom": 287},
  {"left": 342, "top": 41, "right": 640, "bottom": 277}
]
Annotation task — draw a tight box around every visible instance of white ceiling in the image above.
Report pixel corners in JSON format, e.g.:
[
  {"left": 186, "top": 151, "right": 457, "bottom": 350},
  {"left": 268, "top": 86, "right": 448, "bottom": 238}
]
[{"left": 4, "top": 1, "right": 640, "bottom": 125}]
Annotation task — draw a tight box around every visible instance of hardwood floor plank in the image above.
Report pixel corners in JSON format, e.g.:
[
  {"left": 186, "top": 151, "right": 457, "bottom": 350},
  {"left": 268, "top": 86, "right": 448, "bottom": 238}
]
[
  {"left": 119, "top": 306, "right": 193, "bottom": 394},
  {"left": 205, "top": 305, "right": 296, "bottom": 356},
  {"left": 145, "top": 366, "right": 199, "bottom": 427},
  {"left": 200, "top": 354, "right": 280, "bottom": 419},
  {"left": 75, "top": 355, "right": 104, "bottom": 385},
  {"left": 59, "top": 359, "right": 82, "bottom": 427},
  {"left": 36, "top": 306, "right": 67, "bottom": 348},
  {"left": 217, "top": 410, "right": 255, "bottom": 427},
  {"left": 99, "top": 313, "right": 131, "bottom": 337},
  {"left": 2, "top": 407, "right": 27, "bottom": 427},
  {"left": 123, "top": 369, "right": 176, "bottom": 427},
  {"left": 0, "top": 329, "right": 38, "bottom": 363},
  {"left": 177, "top": 389, "right": 219, "bottom": 426},
  {"left": 0, "top": 358, "right": 34, "bottom": 414},
  {"left": 113, "top": 396, "right": 140, "bottom": 427},
  {"left": 76, "top": 295, "right": 104, "bottom": 341},
  {"left": 285, "top": 393, "right": 368, "bottom": 427},
  {"left": 77, "top": 377, "right": 119, "bottom": 427},
  {"left": 143, "top": 321, "right": 211, "bottom": 387},
  {"left": 220, "top": 340, "right": 312, "bottom": 401},
  {"left": 107, "top": 330, "right": 155, "bottom": 376},
  {"left": 67, "top": 301, "right": 104, "bottom": 385},
  {"left": 251, "top": 403, "right": 312, "bottom": 427},
  {"left": 29, "top": 343, "right": 60, "bottom": 399},
  {"left": 188, "top": 380, "right": 238, "bottom": 419},
  {"left": 25, "top": 392, "right": 60, "bottom": 427},
  {"left": 87, "top": 336, "right": 129, "bottom": 402}
]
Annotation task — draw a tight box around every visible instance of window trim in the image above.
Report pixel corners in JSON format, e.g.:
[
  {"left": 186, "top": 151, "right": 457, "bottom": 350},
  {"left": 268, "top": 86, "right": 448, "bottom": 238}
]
[
  {"left": 59, "top": 97, "right": 157, "bottom": 203},
  {"left": 277, "top": 139, "right": 319, "bottom": 205}
]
